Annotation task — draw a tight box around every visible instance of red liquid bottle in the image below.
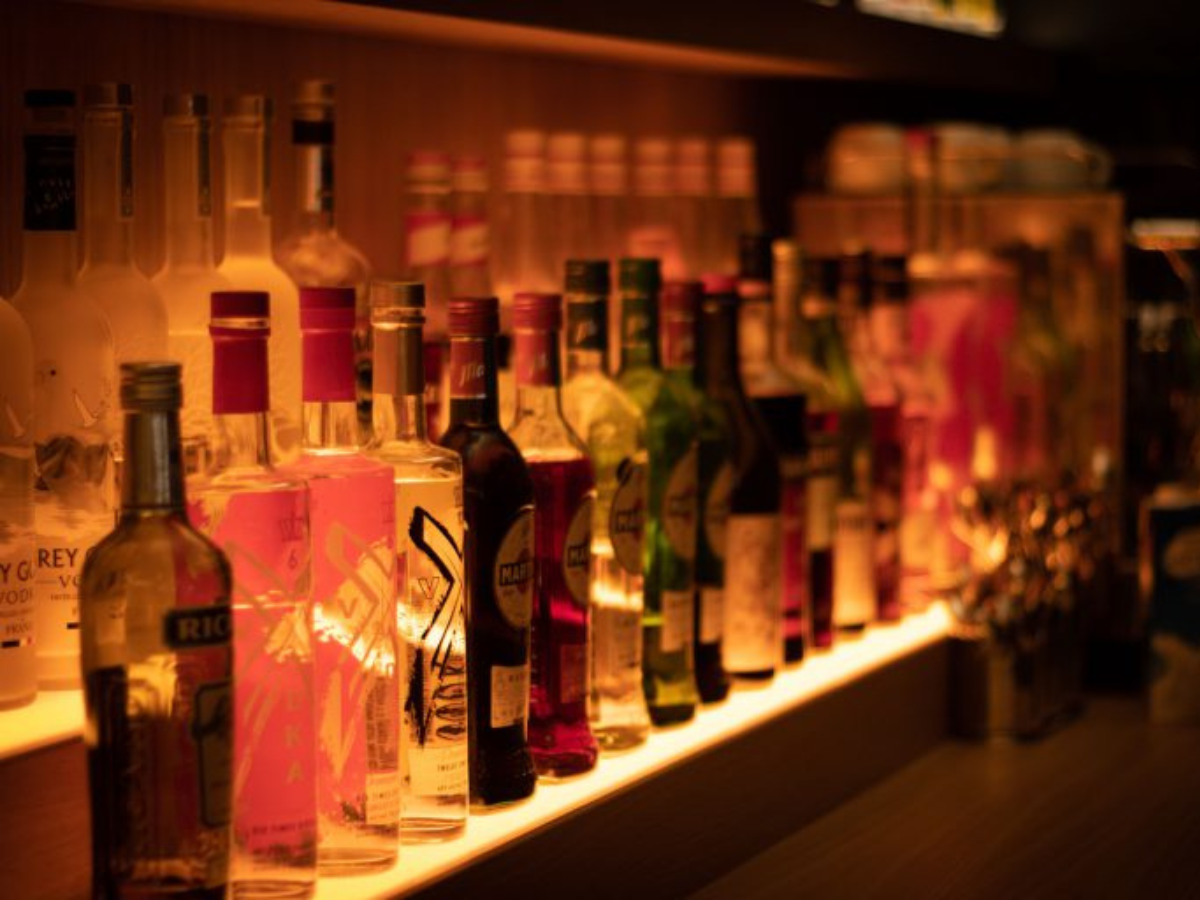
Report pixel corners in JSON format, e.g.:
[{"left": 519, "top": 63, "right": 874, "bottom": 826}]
[{"left": 509, "top": 292, "right": 599, "bottom": 777}]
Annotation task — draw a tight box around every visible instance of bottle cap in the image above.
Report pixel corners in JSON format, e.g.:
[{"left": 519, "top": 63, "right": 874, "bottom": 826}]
[
  {"left": 662, "top": 280, "right": 702, "bottom": 318},
  {"left": 299, "top": 286, "right": 355, "bottom": 330},
  {"left": 407, "top": 150, "right": 451, "bottom": 185},
  {"left": 590, "top": 133, "right": 626, "bottom": 161},
  {"left": 700, "top": 273, "right": 737, "bottom": 297},
  {"left": 448, "top": 296, "right": 500, "bottom": 337},
  {"left": 548, "top": 132, "right": 586, "bottom": 162},
  {"left": 293, "top": 78, "right": 334, "bottom": 119},
  {"left": 211, "top": 290, "right": 269, "bottom": 322},
  {"left": 163, "top": 92, "right": 208, "bottom": 118},
  {"left": 371, "top": 280, "right": 425, "bottom": 311},
  {"left": 513, "top": 292, "right": 562, "bottom": 331},
  {"left": 618, "top": 257, "right": 661, "bottom": 294},
  {"left": 452, "top": 155, "right": 488, "bottom": 193},
  {"left": 223, "top": 94, "right": 272, "bottom": 121},
  {"left": 506, "top": 129, "right": 545, "bottom": 158},
  {"left": 120, "top": 361, "right": 182, "bottom": 411},
  {"left": 24, "top": 89, "right": 75, "bottom": 109},
  {"left": 565, "top": 259, "right": 610, "bottom": 295},
  {"left": 84, "top": 82, "right": 132, "bottom": 109}
]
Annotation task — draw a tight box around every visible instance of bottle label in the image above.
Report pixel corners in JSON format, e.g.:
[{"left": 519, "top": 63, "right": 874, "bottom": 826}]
[
  {"left": 515, "top": 332, "right": 556, "bottom": 388},
  {"left": 449, "top": 214, "right": 488, "bottom": 266},
  {"left": 699, "top": 587, "right": 723, "bottom": 645},
  {"left": 593, "top": 603, "right": 641, "bottom": 676},
  {"left": 364, "top": 770, "right": 401, "bottom": 825},
  {"left": 724, "top": 514, "right": 782, "bottom": 672},
  {"left": 407, "top": 746, "right": 466, "bottom": 798},
  {"left": 24, "top": 133, "right": 76, "bottom": 231},
  {"left": 405, "top": 211, "right": 451, "bottom": 268},
  {"left": 566, "top": 298, "right": 606, "bottom": 352},
  {"left": 620, "top": 295, "right": 654, "bottom": 350},
  {"left": 448, "top": 339, "right": 487, "bottom": 400},
  {"left": 35, "top": 534, "right": 106, "bottom": 662},
  {"left": 661, "top": 445, "right": 698, "bottom": 561},
  {"left": 609, "top": 458, "right": 647, "bottom": 576},
  {"left": 493, "top": 507, "right": 534, "bottom": 629},
  {"left": 781, "top": 470, "right": 807, "bottom": 640},
  {"left": 192, "top": 678, "right": 234, "bottom": 828},
  {"left": 164, "top": 606, "right": 233, "bottom": 650},
  {"left": 659, "top": 588, "right": 693, "bottom": 654},
  {"left": 197, "top": 116, "right": 212, "bottom": 217},
  {"left": 490, "top": 662, "right": 529, "bottom": 729},
  {"left": 661, "top": 318, "right": 695, "bottom": 369},
  {"left": 0, "top": 544, "right": 34, "bottom": 650},
  {"left": 833, "top": 499, "right": 875, "bottom": 626},
  {"left": 702, "top": 462, "right": 733, "bottom": 562},
  {"left": 560, "top": 643, "right": 588, "bottom": 704},
  {"left": 562, "top": 497, "right": 594, "bottom": 608}
]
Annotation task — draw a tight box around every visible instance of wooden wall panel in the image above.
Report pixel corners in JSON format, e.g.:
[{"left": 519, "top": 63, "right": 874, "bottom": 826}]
[{"left": 0, "top": 0, "right": 751, "bottom": 296}]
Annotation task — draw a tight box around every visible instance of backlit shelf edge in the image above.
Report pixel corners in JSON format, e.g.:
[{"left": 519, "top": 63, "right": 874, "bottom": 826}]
[{"left": 0, "top": 688, "right": 86, "bottom": 762}]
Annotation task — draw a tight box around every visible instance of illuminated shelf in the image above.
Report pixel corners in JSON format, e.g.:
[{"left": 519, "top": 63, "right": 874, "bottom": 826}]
[{"left": 0, "top": 689, "right": 84, "bottom": 763}]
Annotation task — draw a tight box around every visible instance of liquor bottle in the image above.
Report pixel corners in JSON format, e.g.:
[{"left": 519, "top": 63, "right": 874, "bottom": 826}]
[
  {"left": 628, "top": 139, "right": 684, "bottom": 280},
  {"left": 842, "top": 252, "right": 904, "bottom": 621},
  {"left": 276, "top": 80, "right": 373, "bottom": 445},
  {"left": 713, "top": 137, "right": 762, "bottom": 274},
  {"left": 616, "top": 259, "right": 699, "bottom": 724},
  {"left": 449, "top": 155, "right": 492, "bottom": 297},
  {"left": 587, "top": 134, "right": 628, "bottom": 373},
  {"left": 439, "top": 296, "right": 537, "bottom": 808},
  {"left": 369, "top": 280, "right": 469, "bottom": 838},
  {"left": 661, "top": 280, "right": 730, "bottom": 703},
  {"left": 189, "top": 291, "right": 316, "bottom": 898},
  {"left": 738, "top": 235, "right": 809, "bottom": 662},
  {"left": 154, "top": 93, "right": 232, "bottom": 475},
  {"left": 561, "top": 260, "right": 651, "bottom": 751},
  {"left": 700, "top": 275, "right": 784, "bottom": 677},
  {"left": 547, "top": 133, "right": 592, "bottom": 280},
  {"left": 12, "top": 89, "right": 115, "bottom": 689},
  {"left": 282, "top": 286, "right": 399, "bottom": 872},
  {"left": 509, "top": 291, "right": 599, "bottom": 777},
  {"left": 0, "top": 296, "right": 36, "bottom": 709},
  {"left": 674, "top": 137, "right": 712, "bottom": 277},
  {"left": 494, "top": 129, "right": 556, "bottom": 320},
  {"left": 403, "top": 150, "right": 453, "bottom": 334},
  {"left": 774, "top": 241, "right": 834, "bottom": 648},
  {"left": 77, "top": 82, "right": 168, "bottom": 470},
  {"left": 80, "top": 362, "right": 233, "bottom": 900},
  {"left": 217, "top": 95, "right": 303, "bottom": 459}
]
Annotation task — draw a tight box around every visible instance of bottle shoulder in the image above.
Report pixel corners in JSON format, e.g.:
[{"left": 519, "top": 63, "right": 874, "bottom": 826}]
[
  {"left": 441, "top": 424, "right": 534, "bottom": 498},
  {"left": 82, "top": 513, "right": 232, "bottom": 596},
  {"left": 276, "top": 228, "right": 371, "bottom": 288},
  {"left": 217, "top": 257, "right": 301, "bottom": 304},
  {"left": 284, "top": 448, "right": 394, "bottom": 483},
  {"left": 508, "top": 409, "right": 590, "bottom": 460},
  {"left": 370, "top": 438, "right": 463, "bottom": 482},
  {"left": 190, "top": 465, "right": 309, "bottom": 499}
]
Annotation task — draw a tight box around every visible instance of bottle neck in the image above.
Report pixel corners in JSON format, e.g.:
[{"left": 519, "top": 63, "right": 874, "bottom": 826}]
[
  {"left": 739, "top": 293, "right": 774, "bottom": 370},
  {"left": 372, "top": 321, "right": 427, "bottom": 442},
  {"left": 223, "top": 120, "right": 273, "bottom": 258},
  {"left": 163, "top": 116, "right": 216, "bottom": 269},
  {"left": 447, "top": 334, "right": 500, "bottom": 427},
  {"left": 564, "top": 293, "right": 609, "bottom": 377},
  {"left": 21, "top": 230, "right": 77, "bottom": 287},
  {"left": 81, "top": 109, "right": 135, "bottom": 268},
  {"left": 698, "top": 303, "right": 740, "bottom": 390},
  {"left": 661, "top": 313, "right": 695, "bottom": 375},
  {"left": 211, "top": 330, "right": 272, "bottom": 468},
  {"left": 514, "top": 327, "right": 564, "bottom": 419},
  {"left": 293, "top": 133, "right": 335, "bottom": 233},
  {"left": 618, "top": 290, "right": 660, "bottom": 371},
  {"left": 302, "top": 400, "right": 359, "bottom": 451},
  {"left": 121, "top": 407, "right": 187, "bottom": 512},
  {"left": 213, "top": 411, "right": 274, "bottom": 469},
  {"left": 301, "top": 323, "right": 358, "bottom": 450}
]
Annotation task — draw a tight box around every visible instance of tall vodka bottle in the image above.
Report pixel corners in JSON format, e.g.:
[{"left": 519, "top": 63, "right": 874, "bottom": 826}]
[
  {"left": 674, "top": 137, "right": 712, "bottom": 277},
  {"left": 616, "top": 259, "right": 699, "bottom": 725},
  {"left": 189, "top": 291, "right": 316, "bottom": 898},
  {"left": 713, "top": 137, "right": 762, "bottom": 274},
  {"left": 439, "top": 297, "right": 537, "bottom": 808},
  {"left": 0, "top": 296, "right": 36, "bottom": 708},
  {"left": 154, "top": 93, "right": 232, "bottom": 475},
  {"left": 403, "top": 150, "right": 453, "bottom": 334},
  {"left": 700, "top": 275, "right": 784, "bottom": 678},
  {"left": 276, "top": 80, "right": 373, "bottom": 445},
  {"left": 495, "top": 129, "right": 556, "bottom": 320},
  {"left": 547, "top": 133, "right": 592, "bottom": 281},
  {"left": 217, "top": 96, "right": 303, "bottom": 459},
  {"left": 81, "top": 362, "right": 233, "bottom": 900},
  {"left": 12, "top": 89, "right": 115, "bottom": 689},
  {"left": 588, "top": 134, "right": 628, "bottom": 373},
  {"left": 561, "top": 260, "right": 650, "bottom": 751},
  {"left": 660, "top": 280, "right": 730, "bottom": 704},
  {"left": 739, "top": 235, "right": 809, "bottom": 662},
  {"left": 78, "top": 82, "right": 168, "bottom": 473},
  {"left": 282, "top": 287, "right": 400, "bottom": 872},
  {"left": 449, "top": 155, "right": 492, "bottom": 297},
  {"left": 628, "top": 139, "right": 684, "bottom": 280},
  {"left": 369, "top": 281, "right": 469, "bottom": 838},
  {"left": 509, "top": 291, "right": 599, "bottom": 778}
]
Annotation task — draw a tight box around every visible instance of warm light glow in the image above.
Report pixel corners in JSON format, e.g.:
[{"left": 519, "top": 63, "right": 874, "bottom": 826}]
[{"left": 0, "top": 690, "right": 86, "bottom": 762}]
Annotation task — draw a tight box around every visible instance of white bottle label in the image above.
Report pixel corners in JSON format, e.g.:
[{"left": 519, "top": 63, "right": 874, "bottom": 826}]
[
  {"left": 723, "top": 514, "right": 783, "bottom": 673},
  {"left": 493, "top": 508, "right": 534, "bottom": 629},
  {"left": 490, "top": 663, "right": 529, "bottom": 729},
  {"left": 364, "top": 770, "right": 401, "bottom": 826},
  {"left": 699, "top": 587, "right": 724, "bottom": 645},
  {"left": 834, "top": 499, "right": 875, "bottom": 626},
  {"left": 407, "top": 745, "right": 467, "bottom": 799},
  {"left": 662, "top": 446, "right": 698, "bottom": 561},
  {"left": 594, "top": 602, "right": 641, "bottom": 675},
  {"left": 562, "top": 497, "right": 594, "bottom": 608},
  {"left": 659, "top": 589, "right": 693, "bottom": 654}
]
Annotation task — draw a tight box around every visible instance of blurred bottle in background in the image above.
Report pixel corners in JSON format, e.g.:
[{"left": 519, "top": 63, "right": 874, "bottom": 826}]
[
  {"left": 449, "top": 155, "right": 492, "bottom": 297},
  {"left": 548, "top": 132, "right": 592, "bottom": 281},
  {"left": 628, "top": 138, "right": 684, "bottom": 280},
  {"left": 588, "top": 134, "right": 629, "bottom": 373},
  {"left": 712, "top": 137, "right": 762, "bottom": 274},
  {"left": 403, "top": 150, "right": 453, "bottom": 335},
  {"left": 674, "top": 137, "right": 712, "bottom": 278}
]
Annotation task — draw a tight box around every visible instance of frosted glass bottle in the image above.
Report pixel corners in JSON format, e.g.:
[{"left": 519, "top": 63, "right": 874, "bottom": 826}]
[
  {"left": 154, "top": 93, "right": 232, "bottom": 474},
  {"left": 547, "top": 132, "right": 591, "bottom": 281},
  {"left": 628, "top": 138, "right": 684, "bottom": 280},
  {"left": 587, "top": 134, "right": 629, "bottom": 373},
  {"left": 674, "top": 137, "right": 713, "bottom": 278},
  {"left": 712, "top": 137, "right": 762, "bottom": 274},
  {"left": 217, "top": 95, "right": 303, "bottom": 460},
  {"left": 449, "top": 156, "right": 493, "bottom": 297},
  {"left": 12, "top": 89, "right": 116, "bottom": 690}
]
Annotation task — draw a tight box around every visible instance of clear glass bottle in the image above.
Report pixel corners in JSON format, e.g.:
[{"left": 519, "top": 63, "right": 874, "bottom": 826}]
[
  {"left": 12, "top": 88, "right": 115, "bottom": 689},
  {"left": 276, "top": 80, "right": 373, "bottom": 446},
  {"left": 615, "top": 259, "right": 699, "bottom": 725},
  {"left": 587, "top": 134, "right": 629, "bottom": 374},
  {"left": 628, "top": 139, "right": 684, "bottom": 281},
  {"left": 403, "top": 150, "right": 453, "bottom": 335},
  {"left": 561, "top": 260, "right": 651, "bottom": 751},
  {"left": 494, "top": 129, "right": 556, "bottom": 320},
  {"left": 154, "top": 93, "right": 232, "bottom": 475},
  {"left": 217, "top": 96, "right": 303, "bottom": 460},
  {"left": 547, "top": 133, "right": 592, "bottom": 281},
  {"left": 368, "top": 280, "right": 469, "bottom": 838},
  {"left": 439, "top": 297, "right": 537, "bottom": 809},
  {"left": 450, "top": 155, "right": 492, "bottom": 297},
  {"left": 281, "top": 287, "right": 399, "bottom": 873},
  {"left": 81, "top": 362, "right": 233, "bottom": 900},
  {"left": 660, "top": 280, "right": 730, "bottom": 704},
  {"left": 189, "top": 290, "right": 316, "bottom": 899},
  {"left": 674, "top": 137, "right": 712, "bottom": 278},
  {"left": 78, "top": 82, "right": 168, "bottom": 474},
  {"left": 0, "top": 295, "right": 36, "bottom": 709},
  {"left": 712, "top": 137, "right": 762, "bottom": 275},
  {"left": 739, "top": 235, "right": 809, "bottom": 662},
  {"left": 509, "top": 291, "right": 599, "bottom": 777}
]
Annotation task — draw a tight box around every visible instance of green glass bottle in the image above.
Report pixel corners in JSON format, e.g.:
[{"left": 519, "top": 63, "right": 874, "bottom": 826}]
[{"left": 616, "top": 258, "right": 699, "bottom": 725}]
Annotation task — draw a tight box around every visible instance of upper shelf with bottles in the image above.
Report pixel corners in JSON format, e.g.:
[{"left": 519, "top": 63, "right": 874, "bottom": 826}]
[{"left": 74, "top": 0, "right": 1053, "bottom": 93}]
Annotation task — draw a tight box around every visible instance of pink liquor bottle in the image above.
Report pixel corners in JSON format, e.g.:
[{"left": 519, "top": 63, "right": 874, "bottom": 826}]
[
  {"left": 189, "top": 291, "right": 317, "bottom": 899},
  {"left": 508, "top": 292, "right": 599, "bottom": 778},
  {"left": 282, "top": 287, "right": 400, "bottom": 874}
]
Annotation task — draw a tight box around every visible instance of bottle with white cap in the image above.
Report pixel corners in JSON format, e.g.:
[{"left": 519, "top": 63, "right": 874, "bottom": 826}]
[
  {"left": 674, "top": 136, "right": 713, "bottom": 277},
  {"left": 547, "top": 132, "right": 592, "bottom": 280},
  {"left": 628, "top": 137, "right": 685, "bottom": 280},
  {"left": 713, "top": 136, "right": 763, "bottom": 273}
]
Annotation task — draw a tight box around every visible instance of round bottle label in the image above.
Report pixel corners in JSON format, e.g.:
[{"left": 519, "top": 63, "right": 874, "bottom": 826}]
[
  {"left": 562, "top": 496, "right": 594, "bottom": 608},
  {"left": 703, "top": 462, "right": 733, "bottom": 561},
  {"left": 609, "top": 458, "right": 647, "bottom": 575},
  {"left": 493, "top": 508, "right": 535, "bottom": 628},
  {"left": 662, "top": 445, "right": 698, "bottom": 561}
]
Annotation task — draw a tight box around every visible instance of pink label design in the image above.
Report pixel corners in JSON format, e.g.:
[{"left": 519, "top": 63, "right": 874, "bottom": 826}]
[
  {"left": 515, "top": 332, "right": 555, "bottom": 388},
  {"left": 448, "top": 340, "right": 486, "bottom": 400},
  {"left": 450, "top": 214, "right": 488, "bottom": 266},
  {"left": 661, "top": 319, "right": 695, "bottom": 369},
  {"left": 405, "top": 211, "right": 451, "bottom": 268}
]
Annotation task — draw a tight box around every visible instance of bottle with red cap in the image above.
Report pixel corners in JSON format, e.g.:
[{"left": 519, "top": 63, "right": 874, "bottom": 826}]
[
  {"left": 281, "top": 286, "right": 400, "bottom": 872},
  {"left": 439, "top": 296, "right": 538, "bottom": 808},
  {"left": 508, "top": 291, "right": 599, "bottom": 777},
  {"left": 189, "top": 290, "right": 317, "bottom": 897}
]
